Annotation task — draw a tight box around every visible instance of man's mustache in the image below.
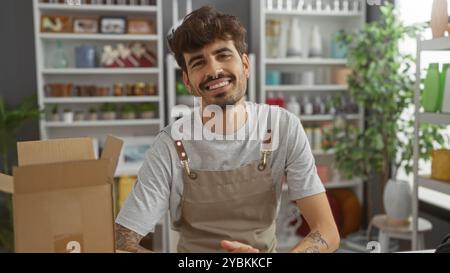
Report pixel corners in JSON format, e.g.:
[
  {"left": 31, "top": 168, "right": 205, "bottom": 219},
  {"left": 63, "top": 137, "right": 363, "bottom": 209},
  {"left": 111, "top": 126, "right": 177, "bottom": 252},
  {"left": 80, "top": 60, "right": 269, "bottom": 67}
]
[{"left": 200, "top": 73, "right": 235, "bottom": 90}]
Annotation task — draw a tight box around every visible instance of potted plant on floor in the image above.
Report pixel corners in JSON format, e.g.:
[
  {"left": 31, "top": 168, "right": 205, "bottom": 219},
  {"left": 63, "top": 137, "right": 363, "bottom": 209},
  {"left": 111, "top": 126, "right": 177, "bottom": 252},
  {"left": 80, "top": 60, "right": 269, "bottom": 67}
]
[
  {"left": 322, "top": 3, "right": 447, "bottom": 225},
  {"left": 0, "top": 95, "right": 41, "bottom": 252}
]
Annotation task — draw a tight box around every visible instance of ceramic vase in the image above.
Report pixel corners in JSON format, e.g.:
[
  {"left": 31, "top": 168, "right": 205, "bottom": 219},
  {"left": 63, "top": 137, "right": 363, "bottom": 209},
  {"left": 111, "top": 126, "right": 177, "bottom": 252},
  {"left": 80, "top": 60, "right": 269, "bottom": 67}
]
[{"left": 431, "top": 0, "right": 448, "bottom": 38}]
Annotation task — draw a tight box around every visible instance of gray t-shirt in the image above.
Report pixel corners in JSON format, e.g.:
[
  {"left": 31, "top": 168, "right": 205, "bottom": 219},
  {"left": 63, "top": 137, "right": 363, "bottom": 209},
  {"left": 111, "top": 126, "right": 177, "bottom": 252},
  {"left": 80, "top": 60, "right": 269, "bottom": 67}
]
[{"left": 116, "top": 102, "right": 325, "bottom": 236}]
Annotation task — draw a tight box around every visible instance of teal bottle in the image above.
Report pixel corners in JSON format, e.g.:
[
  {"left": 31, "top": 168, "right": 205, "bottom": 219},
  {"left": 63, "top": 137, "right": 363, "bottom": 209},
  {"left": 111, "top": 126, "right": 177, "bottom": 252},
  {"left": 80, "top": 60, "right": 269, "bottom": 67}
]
[
  {"left": 439, "top": 63, "right": 450, "bottom": 112},
  {"left": 422, "top": 63, "right": 440, "bottom": 112}
]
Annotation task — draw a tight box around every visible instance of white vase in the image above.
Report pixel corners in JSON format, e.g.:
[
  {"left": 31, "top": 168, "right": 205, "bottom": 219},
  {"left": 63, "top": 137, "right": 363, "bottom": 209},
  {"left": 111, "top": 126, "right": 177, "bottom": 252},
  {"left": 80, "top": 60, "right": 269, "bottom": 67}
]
[
  {"left": 431, "top": 0, "right": 448, "bottom": 38},
  {"left": 443, "top": 67, "right": 450, "bottom": 113},
  {"left": 309, "top": 25, "right": 323, "bottom": 57},
  {"left": 287, "top": 18, "right": 303, "bottom": 57},
  {"left": 383, "top": 179, "right": 412, "bottom": 223},
  {"left": 63, "top": 112, "right": 74, "bottom": 123}
]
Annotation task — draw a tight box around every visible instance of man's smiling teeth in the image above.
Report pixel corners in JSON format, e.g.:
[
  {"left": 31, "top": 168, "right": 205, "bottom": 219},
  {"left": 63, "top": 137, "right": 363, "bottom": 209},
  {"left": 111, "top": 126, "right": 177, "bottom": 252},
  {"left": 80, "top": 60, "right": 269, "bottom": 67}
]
[{"left": 208, "top": 80, "right": 230, "bottom": 90}]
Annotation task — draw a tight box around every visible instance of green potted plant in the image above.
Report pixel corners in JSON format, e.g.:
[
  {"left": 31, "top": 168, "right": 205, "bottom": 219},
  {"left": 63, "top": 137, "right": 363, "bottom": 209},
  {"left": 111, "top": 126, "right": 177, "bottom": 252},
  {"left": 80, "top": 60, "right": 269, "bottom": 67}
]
[
  {"left": 121, "top": 104, "right": 136, "bottom": 120},
  {"left": 322, "top": 3, "right": 448, "bottom": 224},
  {"left": 137, "top": 103, "right": 156, "bottom": 119},
  {"left": 87, "top": 107, "right": 98, "bottom": 121},
  {"left": 100, "top": 103, "right": 117, "bottom": 120},
  {"left": 63, "top": 108, "right": 74, "bottom": 123},
  {"left": 0, "top": 95, "right": 41, "bottom": 252},
  {"left": 176, "top": 81, "right": 196, "bottom": 107},
  {"left": 49, "top": 105, "right": 60, "bottom": 122}
]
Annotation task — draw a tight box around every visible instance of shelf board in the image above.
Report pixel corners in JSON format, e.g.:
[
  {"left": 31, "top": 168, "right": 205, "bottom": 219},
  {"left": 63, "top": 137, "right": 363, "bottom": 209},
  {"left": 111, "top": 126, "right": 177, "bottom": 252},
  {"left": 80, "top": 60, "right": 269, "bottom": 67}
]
[
  {"left": 44, "top": 96, "right": 160, "bottom": 103},
  {"left": 419, "top": 112, "right": 450, "bottom": 126},
  {"left": 299, "top": 114, "right": 360, "bottom": 121},
  {"left": 38, "top": 3, "right": 157, "bottom": 13},
  {"left": 266, "top": 58, "right": 347, "bottom": 66},
  {"left": 265, "top": 10, "right": 362, "bottom": 17},
  {"left": 265, "top": 85, "right": 347, "bottom": 92},
  {"left": 42, "top": 68, "right": 159, "bottom": 75},
  {"left": 39, "top": 33, "right": 158, "bottom": 41},
  {"left": 420, "top": 37, "right": 450, "bottom": 51},
  {"left": 44, "top": 119, "right": 161, "bottom": 128},
  {"left": 418, "top": 176, "right": 450, "bottom": 195}
]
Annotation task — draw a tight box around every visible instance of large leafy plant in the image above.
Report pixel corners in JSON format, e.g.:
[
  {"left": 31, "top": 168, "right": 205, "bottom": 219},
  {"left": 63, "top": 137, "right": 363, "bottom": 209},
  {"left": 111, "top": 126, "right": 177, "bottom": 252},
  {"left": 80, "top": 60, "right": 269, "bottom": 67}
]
[
  {"left": 323, "top": 4, "right": 446, "bottom": 204},
  {"left": 0, "top": 95, "right": 40, "bottom": 252}
]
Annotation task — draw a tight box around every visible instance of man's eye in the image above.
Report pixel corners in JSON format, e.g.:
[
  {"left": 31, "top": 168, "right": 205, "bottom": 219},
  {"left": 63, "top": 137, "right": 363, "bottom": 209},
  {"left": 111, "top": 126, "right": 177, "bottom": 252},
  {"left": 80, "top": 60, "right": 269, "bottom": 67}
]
[
  {"left": 192, "top": 61, "right": 204, "bottom": 68},
  {"left": 219, "top": 54, "right": 232, "bottom": 59}
]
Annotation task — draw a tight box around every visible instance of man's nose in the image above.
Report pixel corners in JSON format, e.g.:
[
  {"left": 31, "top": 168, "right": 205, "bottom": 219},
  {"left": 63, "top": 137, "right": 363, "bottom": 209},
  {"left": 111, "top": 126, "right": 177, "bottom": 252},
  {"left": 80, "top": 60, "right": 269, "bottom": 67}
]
[{"left": 206, "top": 59, "right": 223, "bottom": 78}]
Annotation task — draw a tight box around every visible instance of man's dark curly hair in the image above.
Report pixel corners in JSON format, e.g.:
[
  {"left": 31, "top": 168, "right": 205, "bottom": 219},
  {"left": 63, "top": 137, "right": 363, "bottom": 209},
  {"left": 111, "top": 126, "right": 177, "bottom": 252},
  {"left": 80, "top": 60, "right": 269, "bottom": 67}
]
[{"left": 167, "top": 6, "right": 248, "bottom": 72}]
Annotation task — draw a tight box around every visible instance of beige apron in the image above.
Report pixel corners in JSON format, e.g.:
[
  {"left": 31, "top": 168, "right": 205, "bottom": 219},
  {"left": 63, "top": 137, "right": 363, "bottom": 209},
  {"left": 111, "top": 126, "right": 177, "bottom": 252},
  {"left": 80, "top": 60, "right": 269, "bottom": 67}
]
[{"left": 173, "top": 130, "right": 278, "bottom": 253}]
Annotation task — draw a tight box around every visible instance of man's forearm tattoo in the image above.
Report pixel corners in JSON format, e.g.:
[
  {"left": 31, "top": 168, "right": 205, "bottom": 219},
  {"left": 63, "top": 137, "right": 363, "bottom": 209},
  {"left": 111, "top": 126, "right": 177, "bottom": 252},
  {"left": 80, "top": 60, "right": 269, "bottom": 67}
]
[
  {"left": 304, "top": 246, "right": 320, "bottom": 253},
  {"left": 305, "top": 231, "right": 329, "bottom": 249},
  {"left": 115, "top": 223, "right": 146, "bottom": 252}
]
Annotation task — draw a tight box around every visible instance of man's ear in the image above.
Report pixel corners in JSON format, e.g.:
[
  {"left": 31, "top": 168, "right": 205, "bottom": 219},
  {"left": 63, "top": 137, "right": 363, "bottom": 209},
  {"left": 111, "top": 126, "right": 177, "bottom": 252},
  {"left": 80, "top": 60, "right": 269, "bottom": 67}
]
[
  {"left": 241, "top": 53, "right": 250, "bottom": 78},
  {"left": 182, "top": 71, "right": 193, "bottom": 94}
]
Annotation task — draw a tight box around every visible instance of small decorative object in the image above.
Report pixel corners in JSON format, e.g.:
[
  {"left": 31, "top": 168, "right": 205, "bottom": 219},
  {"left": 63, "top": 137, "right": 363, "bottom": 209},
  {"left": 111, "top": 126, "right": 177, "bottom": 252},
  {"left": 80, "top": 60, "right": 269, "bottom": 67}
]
[
  {"left": 287, "top": 96, "right": 301, "bottom": 115},
  {"left": 101, "top": 45, "right": 122, "bottom": 67},
  {"left": 49, "top": 105, "right": 60, "bottom": 122},
  {"left": 121, "top": 104, "right": 136, "bottom": 120},
  {"left": 383, "top": 179, "right": 412, "bottom": 225},
  {"left": 127, "top": 18, "right": 155, "bottom": 34},
  {"left": 302, "top": 71, "right": 315, "bottom": 85},
  {"left": 431, "top": 149, "right": 450, "bottom": 182},
  {"left": 316, "top": 0, "right": 323, "bottom": 11},
  {"left": 40, "top": 15, "right": 72, "bottom": 33},
  {"left": 100, "top": 103, "right": 117, "bottom": 120},
  {"left": 296, "top": 0, "right": 304, "bottom": 10},
  {"left": 287, "top": 18, "right": 303, "bottom": 57},
  {"left": 266, "top": 70, "right": 281, "bottom": 85},
  {"left": 277, "top": 20, "right": 289, "bottom": 58},
  {"left": 63, "top": 109, "right": 74, "bottom": 123},
  {"left": 302, "top": 95, "right": 313, "bottom": 115},
  {"left": 431, "top": 0, "right": 448, "bottom": 38},
  {"left": 53, "top": 40, "right": 69, "bottom": 68},
  {"left": 114, "top": 82, "right": 125, "bottom": 96},
  {"left": 74, "top": 110, "right": 84, "bottom": 122},
  {"left": 130, "top": 43, "right": 157, "bottom": 67},
  {"left": 117, "top": 43, "right": 139, "bottom": 67},
  {"left": 286, "top": 0, "right": 292, "bottom": 10},
  {"left": 422, "top": 63, "right": 441, "bottom": 112},
  {"left": 87, "top": 107, "right": 98, "bottom": 121},
  {"left": 333, "top": 0, "right": 340, "bottom": 11},
  {"left": 333, "top": 67, "right": 351, "bottom": 85},
  {"left": 324, "top": 3, "right": 331, "bottom": 12},
  {"left": 138, "top": 103, "right": 156, "bottom": 119},
  {"left": 45, "top": 83, "right": 73, "bottom": 97},
  {"left": 342, "top": 0, "right": 349, "bottom": 12},
  {"left": 75, "top": 45, "right": 97, "bottom": 68},
  {"left": 309, "top": 25, "right": 323, "bottom": 57},
  {"left": 73, "top": 17, "right": 98, "bottom": 33},
  {"left": 330, "top": 30, "right": 348, "bottom": 59},
  {"left": 442, "top": 64, "right": 450, "bottom": 113},
  {"left": 266, "top": 19, "right": 282, "bottom": 58},
  {"left": 95, "top": 86, "right": 110, "bottom": 96},
  {"left": 134, "top": 82, "right": 146, "bottom": 96},
  {"left": 305, "top": 1, "right": 313, "bottom": 11},
  {"left": 100, "top": 17, "right": 126, "bottom": 34},
  {"left": 146, "top": 82, "right": 157, "bottom": 96}
]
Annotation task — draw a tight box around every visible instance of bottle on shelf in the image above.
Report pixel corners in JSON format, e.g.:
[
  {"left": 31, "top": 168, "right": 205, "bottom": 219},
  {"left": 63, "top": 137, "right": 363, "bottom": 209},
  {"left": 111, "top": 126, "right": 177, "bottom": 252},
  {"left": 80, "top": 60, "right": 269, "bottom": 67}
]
[
  {"left": 309, "top": 25, "right": 323, "bottom": 58},
  {"left": 287, "top": 96, "right": 301, "bottom": 115},
  {"left": 439, "top": 63, "right": 450, "bottom": 111},
  {"left": 313, "top": 126, "right": 323, "bottom": 151},
  {"left": 422, "top": 63, "right": 440, "bottom": 113},
  {"left": 53, "top": 40, "right": 68, "bottom": 69},
  {"left": 314, "top": 96, "right": 326, "bottom": 114},
  {"left": 303, "top": 95, "right": 314, "bottom": 115},
  {"left": 277, "top": 93, "right": 286, "bottom": 108},
  {"left": 287, "top": 18, "right": 303, "bottom": 57},
  {"left": 266, "top": 91, "right": 278, "bottom": 106},
  {"left": 325, "top": 95, "right": 336, "bottom": 115}
]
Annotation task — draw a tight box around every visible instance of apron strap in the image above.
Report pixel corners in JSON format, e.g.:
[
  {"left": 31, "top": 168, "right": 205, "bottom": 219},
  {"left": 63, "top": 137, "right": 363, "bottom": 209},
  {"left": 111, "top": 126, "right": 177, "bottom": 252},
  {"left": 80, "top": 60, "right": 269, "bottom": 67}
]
[
  {"left": 174, "top": 140, "right": 197, "bottom": 179},
  {"left": 258, "top": 129, "right": 272, "bottom": 171}
]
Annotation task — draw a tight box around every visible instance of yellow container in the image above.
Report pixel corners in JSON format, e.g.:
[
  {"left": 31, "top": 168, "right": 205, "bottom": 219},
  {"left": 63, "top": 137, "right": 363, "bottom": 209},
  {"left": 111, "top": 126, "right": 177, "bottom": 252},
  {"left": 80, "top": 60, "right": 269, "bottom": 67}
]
[{"left": 431, "top": 149, "right": 450, "bottom": 182}]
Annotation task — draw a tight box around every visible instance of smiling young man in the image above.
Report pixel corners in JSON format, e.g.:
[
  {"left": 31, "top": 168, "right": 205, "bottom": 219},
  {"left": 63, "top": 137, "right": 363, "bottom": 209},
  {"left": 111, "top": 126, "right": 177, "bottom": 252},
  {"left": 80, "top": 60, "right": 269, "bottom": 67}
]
[{"left": 114, "top": 6, "right": 340, "bottom": 253}]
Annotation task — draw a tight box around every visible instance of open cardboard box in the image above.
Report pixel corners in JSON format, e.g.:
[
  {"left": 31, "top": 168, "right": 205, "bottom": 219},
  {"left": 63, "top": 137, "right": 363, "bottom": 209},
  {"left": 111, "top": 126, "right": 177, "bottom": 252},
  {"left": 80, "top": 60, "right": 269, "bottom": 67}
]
[{"left": 0, "top": 135, "right": 123, "bottom": 253}]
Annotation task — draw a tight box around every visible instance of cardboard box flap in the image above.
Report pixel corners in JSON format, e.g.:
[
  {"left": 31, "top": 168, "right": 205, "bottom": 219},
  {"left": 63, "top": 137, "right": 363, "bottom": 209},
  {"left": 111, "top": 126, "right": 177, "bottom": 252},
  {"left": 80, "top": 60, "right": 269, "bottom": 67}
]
[
  {"left": 17, "top": 138, "right": 95, "bottom": 166},
  {"left": 13, "top": 159, "right": 110, "bottom": 194},
  {"left": 100, "top": 135, "right": 123, "bottom": 177},
  {"left": 0, "top": 173, "right": 14, "bottom": 193}
]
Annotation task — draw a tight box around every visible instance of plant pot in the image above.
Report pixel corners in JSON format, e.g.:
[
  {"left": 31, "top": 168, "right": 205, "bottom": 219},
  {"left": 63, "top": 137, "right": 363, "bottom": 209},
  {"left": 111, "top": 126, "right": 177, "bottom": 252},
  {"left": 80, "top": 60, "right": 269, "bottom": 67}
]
[
  {"left": 63, "top": 112, "right": 74, "bottom": 123},
  {"left": 102, "top": 112, "right": 116, "bottom": 120},
  {"left": 140, "top": 111, "right": 155, "bottom": 119},
  {"left": 87, "top": 113, "right": 98, "bottom": 121},
  {"left": 431, "top": 149, "right": 450, "bottom": 182},
  {"left": 431, "top": 0, "right": 448, "bottom": 38},
  {"left": 50, "top": 114, "right": 60, "bottom": 122},
  {"left": 74, "top": 112, "right": 84, "bottom": 121},
  {"left": 122, "top": 112, "right": 136, "bottom": 120},
  {"left": 383, "top": 179, "right": 412, "bottom": 224}
]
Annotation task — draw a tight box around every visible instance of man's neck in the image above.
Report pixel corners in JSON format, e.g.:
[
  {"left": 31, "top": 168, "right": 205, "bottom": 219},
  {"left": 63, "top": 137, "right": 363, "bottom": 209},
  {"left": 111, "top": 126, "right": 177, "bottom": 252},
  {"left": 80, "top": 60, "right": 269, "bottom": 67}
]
[{"left": 201, "top": 98, "right": 247, "bottom": 135}]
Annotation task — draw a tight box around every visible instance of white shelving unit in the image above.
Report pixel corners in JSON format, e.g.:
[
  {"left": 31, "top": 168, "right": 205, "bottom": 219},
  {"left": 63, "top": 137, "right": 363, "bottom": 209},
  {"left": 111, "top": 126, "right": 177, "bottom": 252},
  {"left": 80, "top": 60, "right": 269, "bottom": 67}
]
[
  {"left": 412, "top": 36, "right": 450, "bottom": 250},
  {"left": 33, "top": 0, "right": 165, "bottom": 157},
  {"left": 33, "top": 0, "right": 168, "bottom": 253},
  {"left": 254, "top": 0, "right": 366, "bottom": 252}
]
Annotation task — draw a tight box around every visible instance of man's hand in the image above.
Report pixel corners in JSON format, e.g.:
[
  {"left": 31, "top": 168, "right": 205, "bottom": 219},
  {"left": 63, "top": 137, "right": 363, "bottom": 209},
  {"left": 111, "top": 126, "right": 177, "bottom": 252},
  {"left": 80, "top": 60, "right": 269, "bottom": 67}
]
[{"left": 220, "top": 240, "right": 260, "bottom": 253}]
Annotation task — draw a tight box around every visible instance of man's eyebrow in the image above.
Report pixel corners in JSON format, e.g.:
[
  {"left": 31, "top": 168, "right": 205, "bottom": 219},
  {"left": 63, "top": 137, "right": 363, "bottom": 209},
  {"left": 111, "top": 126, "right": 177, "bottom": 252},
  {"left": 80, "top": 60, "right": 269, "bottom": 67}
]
[{"left": 187, "top": 47, "right": 234, "bottom": 67}]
